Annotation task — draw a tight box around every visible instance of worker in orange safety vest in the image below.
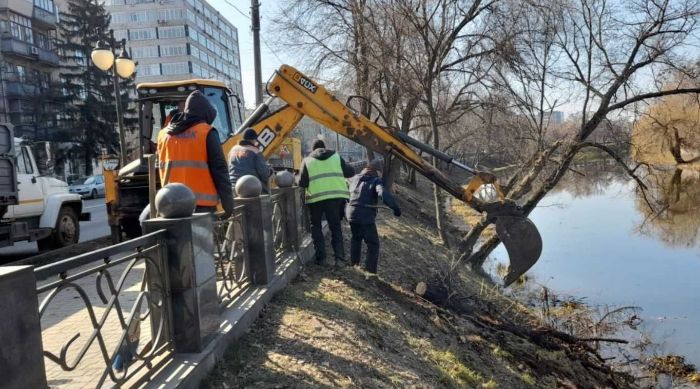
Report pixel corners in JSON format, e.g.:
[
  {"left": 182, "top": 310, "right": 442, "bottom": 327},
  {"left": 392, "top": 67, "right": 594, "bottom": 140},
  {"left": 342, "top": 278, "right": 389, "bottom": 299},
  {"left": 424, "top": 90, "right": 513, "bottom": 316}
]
[{"left": 156, "top": 90, "right": 234, "bottom": 216}]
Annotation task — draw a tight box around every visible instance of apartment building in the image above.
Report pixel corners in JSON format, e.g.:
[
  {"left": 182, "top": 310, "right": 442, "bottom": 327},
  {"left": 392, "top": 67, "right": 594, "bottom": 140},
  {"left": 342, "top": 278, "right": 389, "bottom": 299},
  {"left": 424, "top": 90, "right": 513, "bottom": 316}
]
[
  {"left": 105, "top": 0, "right": 244, "bottom": 111},
  {"left": 0, "top": 0, "right": 60, "bottom": 139}
]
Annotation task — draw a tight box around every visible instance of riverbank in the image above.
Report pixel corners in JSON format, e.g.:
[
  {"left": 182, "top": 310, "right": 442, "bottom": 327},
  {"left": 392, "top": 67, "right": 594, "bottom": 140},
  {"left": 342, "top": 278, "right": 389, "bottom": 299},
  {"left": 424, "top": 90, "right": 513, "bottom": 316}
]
[{"left": 202, "top": 177, "right": 638, "bottom": 388}]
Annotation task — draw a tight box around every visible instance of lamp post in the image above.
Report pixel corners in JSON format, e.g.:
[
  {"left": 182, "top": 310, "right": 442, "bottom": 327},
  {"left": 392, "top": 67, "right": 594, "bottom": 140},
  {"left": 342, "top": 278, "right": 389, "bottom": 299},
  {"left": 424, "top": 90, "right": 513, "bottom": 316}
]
[{"left": 91, "top": 29, "right": 135, "bottom": 168}]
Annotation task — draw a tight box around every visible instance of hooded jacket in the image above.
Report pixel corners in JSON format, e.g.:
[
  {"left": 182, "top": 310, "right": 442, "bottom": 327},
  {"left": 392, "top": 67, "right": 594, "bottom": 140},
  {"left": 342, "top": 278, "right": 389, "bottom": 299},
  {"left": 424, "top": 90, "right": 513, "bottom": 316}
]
[
  {"left": 162, "top": 91, "right": 234, "bottom": 214},
  {"left": 346, "top": 168, "right": 398, "bottom": 224},
  {"left": 228, "top": 140, "right": 273, "bottom": 193},
  {"left": 298, "top": 148, "right": 355, "bottom": 189}
]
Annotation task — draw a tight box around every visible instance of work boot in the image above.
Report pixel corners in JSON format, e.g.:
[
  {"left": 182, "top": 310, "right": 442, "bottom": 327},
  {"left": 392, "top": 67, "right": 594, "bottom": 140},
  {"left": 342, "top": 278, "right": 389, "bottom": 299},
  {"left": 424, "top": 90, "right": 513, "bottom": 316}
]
[{"left": 334, "top": 257, "right": 348, "bottom": 268}]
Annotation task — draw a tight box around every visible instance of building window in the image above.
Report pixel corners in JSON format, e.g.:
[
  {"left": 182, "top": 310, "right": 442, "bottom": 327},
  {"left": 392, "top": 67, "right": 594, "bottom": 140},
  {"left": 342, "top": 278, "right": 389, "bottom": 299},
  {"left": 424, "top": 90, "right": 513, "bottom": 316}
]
[
  {"left": 204, "top": 7, "right": 212, "bottom": 20},
  {"left": 196, "top": 16, "right": 204, "bottom": 30},
  {"left": 34, "top": 0, "right": 55, "bottom": 13},
  {"left": 139, "top": 63, "right": 161, "bottom": 76},
  {"left": 9, "top": 13, "right": 33, "bottom": 44},
  {"left": 158, "top": 26, "right": 185, "bottom": 39},
  {"left": 131, "top": 45, "right": 159, "bottom": 58},
  {"left": 160, "top": 44, "right": 186, "bottom": 57},
  {"left": 113, "top": 30, "right": 128, "bottom": 41},
  {"left": 190, "top": 45, "right": 199, "bottom": 58},
  {"left": 129, "top": 28, "right": 156, "bottom": 41},
  {"left": 189, "top": 28, "right": 198, "bottom": 41},
  {"left": 34, "top": 31, "right": 52, "bottom": 50},
  {"left": 159, "top": 9, "right": 184, "bottom": 21},
  {"left": 161, "top": 62, "right": 189, "bottom": 75},
  {"left": 192, "top": 62, "right": 201, "bottom": 76},
  {"left": 194, "top": 0, "right": 203, "bottom": 13},
  {"left": 186, "top": 9, "right": 196, "bottom": 23}
]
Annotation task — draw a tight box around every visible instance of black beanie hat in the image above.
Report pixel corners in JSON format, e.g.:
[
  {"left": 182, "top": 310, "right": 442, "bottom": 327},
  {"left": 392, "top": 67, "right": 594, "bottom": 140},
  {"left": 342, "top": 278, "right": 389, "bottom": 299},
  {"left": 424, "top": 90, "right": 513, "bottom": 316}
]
[
  {"left": 312, "top": 139, "right": 326, "bottom": 150},
  {"left": 243, "top": 128, "right": 257, "bottom": 141}
]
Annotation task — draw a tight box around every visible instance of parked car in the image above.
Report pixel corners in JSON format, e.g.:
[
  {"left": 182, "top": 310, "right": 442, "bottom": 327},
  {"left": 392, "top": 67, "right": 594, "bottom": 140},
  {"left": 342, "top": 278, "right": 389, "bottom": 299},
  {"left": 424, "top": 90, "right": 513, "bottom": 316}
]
[{"left": 69, "top": 175, "right": 105, "bottom": 199}]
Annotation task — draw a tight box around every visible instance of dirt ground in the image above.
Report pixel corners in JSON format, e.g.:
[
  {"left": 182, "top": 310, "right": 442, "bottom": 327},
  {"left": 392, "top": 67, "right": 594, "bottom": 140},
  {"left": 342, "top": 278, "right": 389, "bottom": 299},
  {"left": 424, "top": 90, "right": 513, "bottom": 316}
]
[{"left": 202, "top": 178, "right": 635, "bottom": 389}]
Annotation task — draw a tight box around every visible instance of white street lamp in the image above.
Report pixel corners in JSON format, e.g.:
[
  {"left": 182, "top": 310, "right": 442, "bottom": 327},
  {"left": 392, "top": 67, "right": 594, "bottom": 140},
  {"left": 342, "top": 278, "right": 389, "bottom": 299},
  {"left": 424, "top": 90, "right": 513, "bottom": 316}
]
[
  {"left": 91, "top": 30, "right": 137, "bottom": 167},
  {"left": 115, "top": 49, "right": 135, "bottom": 79},
  {"left": 91, "top": 43, "right": 114, "bottom": 71}
]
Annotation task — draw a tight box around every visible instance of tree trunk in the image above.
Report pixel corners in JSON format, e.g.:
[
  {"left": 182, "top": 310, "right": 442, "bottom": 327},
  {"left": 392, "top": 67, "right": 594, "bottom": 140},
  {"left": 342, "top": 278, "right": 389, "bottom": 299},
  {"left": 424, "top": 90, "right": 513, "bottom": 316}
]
[
  {"left": 426, "top": 100, "right": 449, "bottom": 246},
  {"left": 84, "top": 148, "right": 92, "bottom": 177},
  {"left": 463, "top": 143, "right": 580, "bottom": 269}
]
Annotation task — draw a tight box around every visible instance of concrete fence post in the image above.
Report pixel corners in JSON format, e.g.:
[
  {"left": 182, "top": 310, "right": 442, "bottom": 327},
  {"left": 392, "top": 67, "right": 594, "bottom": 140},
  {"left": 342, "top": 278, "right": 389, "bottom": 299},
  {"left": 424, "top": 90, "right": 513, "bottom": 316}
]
[
  {"left": 236, "top": 195, "right": 274, "bottom": 284},
  {"left": 142, "top": 213, "right": 219, "bottom": 353},
  {"left": 0, "top": 266, "right": 48, "bottom": 389}
]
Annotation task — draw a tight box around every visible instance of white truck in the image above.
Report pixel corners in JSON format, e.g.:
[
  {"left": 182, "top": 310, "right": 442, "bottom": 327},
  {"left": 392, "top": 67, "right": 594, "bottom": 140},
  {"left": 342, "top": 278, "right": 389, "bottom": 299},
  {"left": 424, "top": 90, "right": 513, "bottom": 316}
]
[{"left": 0, "top": 123, "right": 89, "bottom": 251}]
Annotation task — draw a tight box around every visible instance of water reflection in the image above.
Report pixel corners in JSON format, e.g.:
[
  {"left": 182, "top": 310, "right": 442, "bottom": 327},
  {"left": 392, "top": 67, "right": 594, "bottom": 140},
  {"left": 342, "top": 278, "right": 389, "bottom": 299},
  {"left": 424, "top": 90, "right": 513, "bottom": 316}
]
[
  {"left": 490, "top": 160, "right": 700, "bottom": 367},
  {"left": 550, "top": 162, "right": 700, "bottom": 248},
  {"left": 551, "top": 160, "right": 629, "bottom": 198},
  {"left": 635, "top": 167, "right": 700, "bottom": 248}
]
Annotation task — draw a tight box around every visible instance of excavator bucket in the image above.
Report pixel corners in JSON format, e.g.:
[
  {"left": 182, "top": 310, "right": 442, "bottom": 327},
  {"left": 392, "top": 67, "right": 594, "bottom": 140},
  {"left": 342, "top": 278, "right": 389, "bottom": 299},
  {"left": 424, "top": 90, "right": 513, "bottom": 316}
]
[{"left": 494, "top": 216, "right": 542, "bottom": 286}]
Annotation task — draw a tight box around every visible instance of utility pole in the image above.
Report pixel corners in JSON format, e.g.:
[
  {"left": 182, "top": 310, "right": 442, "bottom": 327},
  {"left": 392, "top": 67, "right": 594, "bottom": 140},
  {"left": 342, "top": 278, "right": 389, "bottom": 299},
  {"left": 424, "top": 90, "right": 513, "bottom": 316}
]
[{"left": 251, "top": 0, "right": 263, "bottom": 105}]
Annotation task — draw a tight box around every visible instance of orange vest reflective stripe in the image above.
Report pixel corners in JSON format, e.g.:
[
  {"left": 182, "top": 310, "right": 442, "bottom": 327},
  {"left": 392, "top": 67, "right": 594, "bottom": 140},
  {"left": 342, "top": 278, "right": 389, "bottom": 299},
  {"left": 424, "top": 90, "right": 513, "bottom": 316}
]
[{"left": 156, "top": 122, "right": 218, "bottom": 207}]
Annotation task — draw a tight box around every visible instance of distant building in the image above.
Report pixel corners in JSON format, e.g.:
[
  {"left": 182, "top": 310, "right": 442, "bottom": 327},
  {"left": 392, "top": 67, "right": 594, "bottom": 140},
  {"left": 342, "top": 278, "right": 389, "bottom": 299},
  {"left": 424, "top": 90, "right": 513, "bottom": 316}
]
[
  {"left": 549, "top": 110, "right": 565, "bottom": 125},
  {"left": 0, "top": 0, "right": 61, "bottom": 139},
  {"left": 104, "top": 0, "right": 244, "bottom": 108}
]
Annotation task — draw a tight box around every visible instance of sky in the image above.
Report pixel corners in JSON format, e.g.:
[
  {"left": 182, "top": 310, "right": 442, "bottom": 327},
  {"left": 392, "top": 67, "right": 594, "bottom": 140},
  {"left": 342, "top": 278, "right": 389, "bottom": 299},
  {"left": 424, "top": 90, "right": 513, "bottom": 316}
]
[{"left": 209, "top": 0, "right": 289, "bottom": 108}]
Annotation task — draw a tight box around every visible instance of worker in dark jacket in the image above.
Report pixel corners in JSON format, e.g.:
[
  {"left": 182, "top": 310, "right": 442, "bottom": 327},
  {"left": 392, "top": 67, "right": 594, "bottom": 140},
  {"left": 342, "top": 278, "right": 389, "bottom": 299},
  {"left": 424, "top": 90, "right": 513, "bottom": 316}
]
[
  {"left": 299, "top": 139, "right": 355, "bottom": 265},
  {"left": 155, "top": 90, "right": 234, "bottom": 217},
  {"left": 346, "top": 158, "right": 401, "bottom": 273},
  {"left": 228, "top": 128, "right": 273, "bottom": 194}
]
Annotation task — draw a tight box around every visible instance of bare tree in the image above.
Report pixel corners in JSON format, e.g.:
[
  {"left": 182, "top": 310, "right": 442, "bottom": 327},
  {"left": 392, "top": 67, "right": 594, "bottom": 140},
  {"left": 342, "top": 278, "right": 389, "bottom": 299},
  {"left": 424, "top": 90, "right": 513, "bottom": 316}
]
[{"left": 459, "top": 0, "right": 700, "bottom": 270}]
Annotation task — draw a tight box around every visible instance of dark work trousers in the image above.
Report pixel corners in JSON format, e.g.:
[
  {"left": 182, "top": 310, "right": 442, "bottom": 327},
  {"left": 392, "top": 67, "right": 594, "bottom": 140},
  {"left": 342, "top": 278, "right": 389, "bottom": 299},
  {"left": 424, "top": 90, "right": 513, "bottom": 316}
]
[
  {"left": 309, "top": 198, "right": 345, "bottom": 264},
  {"left": 350, "top": 222, "right": 380, "bottom": 273}
]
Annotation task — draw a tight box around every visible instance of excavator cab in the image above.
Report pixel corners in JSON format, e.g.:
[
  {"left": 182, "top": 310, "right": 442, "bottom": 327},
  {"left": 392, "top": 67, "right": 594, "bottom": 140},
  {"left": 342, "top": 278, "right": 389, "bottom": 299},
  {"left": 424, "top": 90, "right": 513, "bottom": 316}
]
[{"left": 104, "top": 79, "right": 242, "bottom": 241}]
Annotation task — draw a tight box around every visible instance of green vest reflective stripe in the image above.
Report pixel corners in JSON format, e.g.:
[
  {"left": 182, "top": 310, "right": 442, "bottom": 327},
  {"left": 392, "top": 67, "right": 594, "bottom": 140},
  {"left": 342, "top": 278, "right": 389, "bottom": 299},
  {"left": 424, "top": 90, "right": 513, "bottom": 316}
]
[{"left": 305, "top": 153, "right": 349, "bottom": 203}]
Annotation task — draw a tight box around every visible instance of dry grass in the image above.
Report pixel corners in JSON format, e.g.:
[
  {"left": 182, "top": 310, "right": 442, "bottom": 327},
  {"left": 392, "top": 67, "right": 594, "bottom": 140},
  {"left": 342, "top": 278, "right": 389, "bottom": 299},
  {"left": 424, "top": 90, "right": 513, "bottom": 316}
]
[{"left": 202, "top": 178, "right": 635, "bottom": 388}]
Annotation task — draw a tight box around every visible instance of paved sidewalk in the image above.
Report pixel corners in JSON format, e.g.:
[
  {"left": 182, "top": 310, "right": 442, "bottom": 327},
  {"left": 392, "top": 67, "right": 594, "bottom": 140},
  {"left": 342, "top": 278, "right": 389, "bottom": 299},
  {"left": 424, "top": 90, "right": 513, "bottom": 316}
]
[{"left": 39, "top": 260, "right": 150, "bottom": 389}]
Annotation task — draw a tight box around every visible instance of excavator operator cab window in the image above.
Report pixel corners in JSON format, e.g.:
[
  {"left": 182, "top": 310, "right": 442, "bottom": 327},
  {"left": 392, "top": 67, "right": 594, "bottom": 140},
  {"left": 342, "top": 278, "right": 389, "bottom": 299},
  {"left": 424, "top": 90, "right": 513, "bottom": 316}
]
[{"left": 203, "top": 87, "right": 232, "bottom": 144}]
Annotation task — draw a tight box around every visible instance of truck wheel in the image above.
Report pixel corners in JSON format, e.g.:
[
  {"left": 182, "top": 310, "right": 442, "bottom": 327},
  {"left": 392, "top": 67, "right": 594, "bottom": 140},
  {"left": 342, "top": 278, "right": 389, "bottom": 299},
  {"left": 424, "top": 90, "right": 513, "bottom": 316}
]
[
  {"left": 38, "top": 207, "right": 80, "bottom": 251},
  {"left": 91, "top": 189, "right": 97, "bottom": 199}
]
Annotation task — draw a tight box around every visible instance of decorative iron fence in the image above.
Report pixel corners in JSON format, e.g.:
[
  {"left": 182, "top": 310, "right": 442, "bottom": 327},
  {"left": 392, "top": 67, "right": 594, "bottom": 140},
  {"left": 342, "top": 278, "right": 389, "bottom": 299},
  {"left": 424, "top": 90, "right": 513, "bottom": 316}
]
[
  {"left": 297, "top": 187, "right": 311, "bottom": 234},
  {"left": 34, "top": 230, "right": 173, "bottom": 388},
  {"left": 213, "top": 206, "right": 251, "bottom": 305},
  {"left": 270, "top": 193, "right": 288, "bottom": 262}
]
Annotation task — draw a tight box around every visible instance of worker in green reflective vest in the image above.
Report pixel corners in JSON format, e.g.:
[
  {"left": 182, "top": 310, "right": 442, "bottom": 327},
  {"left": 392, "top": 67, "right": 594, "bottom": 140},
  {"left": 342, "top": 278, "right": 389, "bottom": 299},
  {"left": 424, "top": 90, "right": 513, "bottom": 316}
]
[{"left": 298, "top": 139, "right": 355, "bottom": 266}]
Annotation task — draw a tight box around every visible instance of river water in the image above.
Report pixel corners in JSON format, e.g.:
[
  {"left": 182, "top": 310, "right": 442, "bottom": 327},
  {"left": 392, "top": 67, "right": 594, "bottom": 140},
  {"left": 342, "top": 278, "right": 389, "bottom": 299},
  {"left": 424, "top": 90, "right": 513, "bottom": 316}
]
[{"left": 489, "top": 163, "right": 700, "bottom": 367}]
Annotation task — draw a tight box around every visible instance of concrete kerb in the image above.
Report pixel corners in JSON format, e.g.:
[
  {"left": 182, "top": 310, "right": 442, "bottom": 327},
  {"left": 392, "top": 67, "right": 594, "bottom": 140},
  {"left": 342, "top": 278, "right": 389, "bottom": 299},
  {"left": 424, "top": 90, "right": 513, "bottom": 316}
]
[{"left": 145, "top": 228, "right": 323, "bottom": 389}]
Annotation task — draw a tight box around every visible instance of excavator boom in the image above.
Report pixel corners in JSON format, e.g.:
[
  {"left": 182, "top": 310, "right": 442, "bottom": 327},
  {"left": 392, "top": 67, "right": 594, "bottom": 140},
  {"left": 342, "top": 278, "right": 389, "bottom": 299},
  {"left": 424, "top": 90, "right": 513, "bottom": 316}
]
[{"left": 231, "top": 65, "right": 542, "bottom": 285}]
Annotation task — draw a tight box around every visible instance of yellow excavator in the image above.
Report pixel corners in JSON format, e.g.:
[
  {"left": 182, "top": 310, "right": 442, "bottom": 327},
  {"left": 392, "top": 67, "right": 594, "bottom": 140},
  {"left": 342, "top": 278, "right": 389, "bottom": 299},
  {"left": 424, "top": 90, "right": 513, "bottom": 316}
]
[{"left": 105, "top": 65, "right": 542, "bottom": 285}]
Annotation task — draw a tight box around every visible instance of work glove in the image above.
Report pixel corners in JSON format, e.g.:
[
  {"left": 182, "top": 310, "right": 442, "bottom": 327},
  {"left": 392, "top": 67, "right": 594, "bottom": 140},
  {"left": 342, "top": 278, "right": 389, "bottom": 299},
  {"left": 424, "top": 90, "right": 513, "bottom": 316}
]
[{"left": 393, "top": 207, "right": 402, "bottom": 217}]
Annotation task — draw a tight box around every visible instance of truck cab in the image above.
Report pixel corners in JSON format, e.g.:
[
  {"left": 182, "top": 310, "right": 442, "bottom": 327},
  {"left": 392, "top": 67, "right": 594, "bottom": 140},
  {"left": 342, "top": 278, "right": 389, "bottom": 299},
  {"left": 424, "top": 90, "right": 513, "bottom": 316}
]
[{"left": 0, "top": 124, "right": 87, "bottom": 250}]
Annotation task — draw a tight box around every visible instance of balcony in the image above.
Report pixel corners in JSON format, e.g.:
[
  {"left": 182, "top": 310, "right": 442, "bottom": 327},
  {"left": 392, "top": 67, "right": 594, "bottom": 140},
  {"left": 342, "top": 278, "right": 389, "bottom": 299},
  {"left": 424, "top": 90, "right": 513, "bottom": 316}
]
[
  {"left": 4, "top": 81, "right": 40, "bottom": 97},
  {"left": 32, "top": 6, "right": 58, "bottom": 27},
  {"left": 0, "top": 0, "right": 33, "bottom": 16},
  {"left": 0, "top": 37, "right": 59, "bottom": 66}
]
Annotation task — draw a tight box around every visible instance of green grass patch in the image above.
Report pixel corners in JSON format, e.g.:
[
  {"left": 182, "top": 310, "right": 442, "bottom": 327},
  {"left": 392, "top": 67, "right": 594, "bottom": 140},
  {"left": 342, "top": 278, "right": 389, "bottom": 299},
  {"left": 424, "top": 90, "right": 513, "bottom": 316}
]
[{"left": 429, "top": 349, "right": 484, "bottom": 387}]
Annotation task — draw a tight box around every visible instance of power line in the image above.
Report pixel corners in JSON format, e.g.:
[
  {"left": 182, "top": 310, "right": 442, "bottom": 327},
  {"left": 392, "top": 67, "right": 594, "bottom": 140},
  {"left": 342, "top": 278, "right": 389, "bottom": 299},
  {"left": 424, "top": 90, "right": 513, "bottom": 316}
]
[
  {"left": 219, "top": 0, "right": 285, "bottom": 64},
  {"left": 222, "top": 0, "right": 250, "bottom": 20}
]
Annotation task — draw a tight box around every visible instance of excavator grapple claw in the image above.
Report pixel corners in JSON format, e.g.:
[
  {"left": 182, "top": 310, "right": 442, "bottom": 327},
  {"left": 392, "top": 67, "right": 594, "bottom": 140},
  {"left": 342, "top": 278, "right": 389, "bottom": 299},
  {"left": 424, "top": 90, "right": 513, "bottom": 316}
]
[{"left": 494, "top": 216, "right": 543, "bottom": 286}]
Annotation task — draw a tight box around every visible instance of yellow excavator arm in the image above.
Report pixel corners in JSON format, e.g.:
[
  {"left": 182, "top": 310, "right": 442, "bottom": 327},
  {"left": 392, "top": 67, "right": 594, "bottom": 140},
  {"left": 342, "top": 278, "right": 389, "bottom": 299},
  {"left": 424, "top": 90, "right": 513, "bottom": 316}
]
[{"left": 228, "top": 65, "right": 542, "bottom": 285}]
